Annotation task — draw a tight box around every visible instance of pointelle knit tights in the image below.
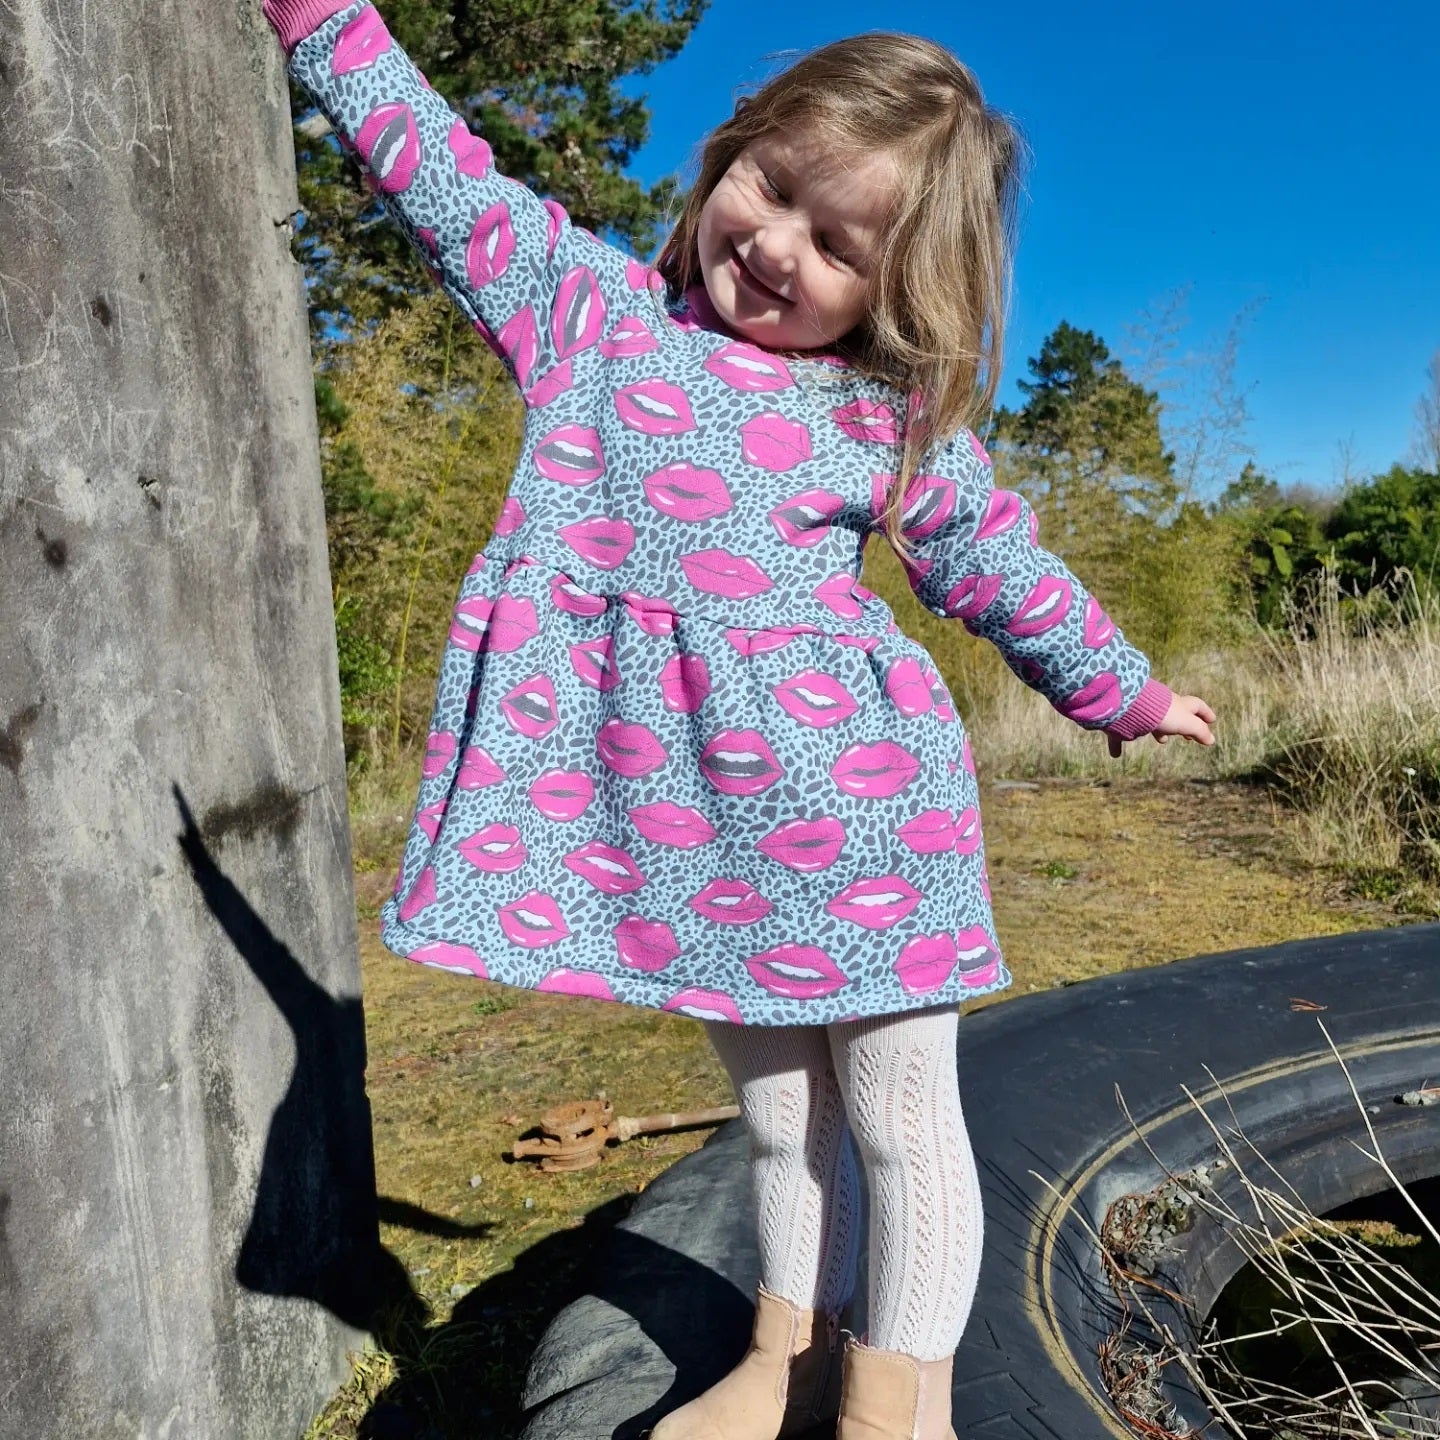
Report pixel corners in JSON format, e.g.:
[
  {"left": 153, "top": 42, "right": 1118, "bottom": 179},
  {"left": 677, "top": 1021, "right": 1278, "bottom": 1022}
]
[{"left": 704, "top": 1005, "right": 983, "bottom": 1362}]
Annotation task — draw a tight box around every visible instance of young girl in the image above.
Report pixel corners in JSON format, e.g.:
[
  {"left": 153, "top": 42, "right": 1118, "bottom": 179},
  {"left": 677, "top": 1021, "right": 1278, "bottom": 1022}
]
[{"left": 259, "top": 5, "right": 1216, "bottom": 1436}]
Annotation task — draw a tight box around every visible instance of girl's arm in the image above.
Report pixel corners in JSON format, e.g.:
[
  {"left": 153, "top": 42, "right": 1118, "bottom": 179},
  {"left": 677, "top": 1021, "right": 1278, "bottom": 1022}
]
[
  {"left": 262, "top": 0, "right": 638, "bottom": 398},
  {"left": 888, "top": 430, "right": 1199, "bottom": 746}
]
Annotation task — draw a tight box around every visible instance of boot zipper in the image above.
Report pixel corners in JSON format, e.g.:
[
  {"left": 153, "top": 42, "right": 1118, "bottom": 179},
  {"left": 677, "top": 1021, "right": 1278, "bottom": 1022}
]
[{"left": 805, "top": 1310, "right": 841, "bottom": 1420}]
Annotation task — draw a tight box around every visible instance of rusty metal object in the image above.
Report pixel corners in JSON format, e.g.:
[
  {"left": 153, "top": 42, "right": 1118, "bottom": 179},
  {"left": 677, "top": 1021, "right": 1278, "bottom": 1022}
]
[{"left": 513, "top": 1098, "right": 741, "bottom": 1173}]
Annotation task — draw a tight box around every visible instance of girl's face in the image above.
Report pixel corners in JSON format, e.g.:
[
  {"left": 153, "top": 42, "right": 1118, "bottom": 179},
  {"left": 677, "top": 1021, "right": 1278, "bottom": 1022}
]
[{"left": 695, "top": 131, "right": 898, "bottom": 352}]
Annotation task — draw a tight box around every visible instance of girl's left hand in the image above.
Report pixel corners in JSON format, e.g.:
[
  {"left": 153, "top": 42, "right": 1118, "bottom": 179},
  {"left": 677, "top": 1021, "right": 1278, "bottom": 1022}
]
[{"left": 1106, "top": 694, "right": 1216, "bottom": 759}]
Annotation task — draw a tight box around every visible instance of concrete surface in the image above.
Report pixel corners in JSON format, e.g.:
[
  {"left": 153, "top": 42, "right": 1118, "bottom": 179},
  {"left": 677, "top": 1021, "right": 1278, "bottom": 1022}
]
[{"left": 0, "top": 3, "right": 377, "bottom": 1435}]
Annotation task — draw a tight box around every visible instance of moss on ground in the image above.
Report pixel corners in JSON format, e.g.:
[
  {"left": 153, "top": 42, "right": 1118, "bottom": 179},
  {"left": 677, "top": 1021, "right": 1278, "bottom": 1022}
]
[{"left": 305, "top": 776, "right": 1413, "bottom": 1439}]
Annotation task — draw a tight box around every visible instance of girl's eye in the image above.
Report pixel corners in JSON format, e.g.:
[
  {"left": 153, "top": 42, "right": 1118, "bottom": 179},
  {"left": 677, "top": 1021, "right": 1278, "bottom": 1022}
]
[
  {"left": 821, "top": 237, "right": 852, "bottom": 267},
  {"left": 758, "top": 172, "right": 786, "bottom": 203}
]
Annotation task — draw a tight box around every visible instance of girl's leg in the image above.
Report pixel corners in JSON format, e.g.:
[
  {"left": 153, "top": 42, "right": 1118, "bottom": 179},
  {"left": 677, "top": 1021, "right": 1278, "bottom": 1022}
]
[
  {"left": 704, "top": 1021, "right": 861, "bottom": 1316},
  {"left": 827, "top": 1006, "right": 982, "bottom": 1361}
]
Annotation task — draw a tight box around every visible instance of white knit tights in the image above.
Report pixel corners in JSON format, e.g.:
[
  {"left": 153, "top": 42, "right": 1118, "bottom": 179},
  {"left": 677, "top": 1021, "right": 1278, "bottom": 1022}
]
[{"left": 705, "top": 1006, "right": 983, "bottom": 1361}]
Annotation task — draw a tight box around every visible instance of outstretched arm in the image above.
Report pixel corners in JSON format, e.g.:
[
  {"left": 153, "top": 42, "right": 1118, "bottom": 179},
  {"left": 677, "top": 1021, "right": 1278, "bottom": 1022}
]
[
  {"left": 886, "top": 429, "right": 1215, "bottom": 749},
  {"left": 262, "top": 0, "right": 639, "bottom": 397}
]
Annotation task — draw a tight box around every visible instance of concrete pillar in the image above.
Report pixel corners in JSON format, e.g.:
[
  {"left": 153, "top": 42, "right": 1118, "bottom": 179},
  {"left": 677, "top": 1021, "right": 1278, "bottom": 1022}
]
[{"left": 0, "top": 3, "right": 378, "bottom": 1435}]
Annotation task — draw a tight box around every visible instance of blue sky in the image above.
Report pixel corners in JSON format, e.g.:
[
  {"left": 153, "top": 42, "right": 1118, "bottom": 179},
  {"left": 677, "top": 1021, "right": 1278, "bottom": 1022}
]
[{"left": 623, "top": 0, "right": 1439, "bottom": 495}]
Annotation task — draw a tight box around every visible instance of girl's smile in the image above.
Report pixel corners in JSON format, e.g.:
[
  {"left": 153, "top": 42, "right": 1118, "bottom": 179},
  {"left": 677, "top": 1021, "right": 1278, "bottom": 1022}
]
[{"left": 696, "top": 132, "right": 898, "bottom": 351}]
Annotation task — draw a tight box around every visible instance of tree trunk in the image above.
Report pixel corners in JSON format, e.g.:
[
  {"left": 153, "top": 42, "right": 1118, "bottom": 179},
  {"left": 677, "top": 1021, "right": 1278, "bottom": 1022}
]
[{"left": 0, "top": 3, "right": 379, "bottom": 1434}]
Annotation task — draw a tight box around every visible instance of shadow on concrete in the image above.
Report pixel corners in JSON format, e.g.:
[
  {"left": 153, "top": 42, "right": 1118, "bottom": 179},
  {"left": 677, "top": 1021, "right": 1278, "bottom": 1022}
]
[
  {"left": 174, "top": 781, "right": 733, "bottom": 1438},
  {"left": 0, "top": 1193, "right": 15, "bottom": 1293},
  {"left": 174, "top": 784, "right": 419, "bottom": 1331}
]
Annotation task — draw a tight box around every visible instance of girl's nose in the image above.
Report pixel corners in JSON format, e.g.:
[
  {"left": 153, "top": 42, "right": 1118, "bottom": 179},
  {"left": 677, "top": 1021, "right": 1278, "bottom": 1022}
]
[{"left": 751, "top": 222, "right": 799, "bottom": 284}]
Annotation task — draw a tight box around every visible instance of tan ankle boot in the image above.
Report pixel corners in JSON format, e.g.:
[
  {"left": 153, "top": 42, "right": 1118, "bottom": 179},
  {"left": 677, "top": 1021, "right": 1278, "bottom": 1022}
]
[
  {"left": 835, "top": 1339, "right": 958, "bottom": 1440},
  {"left": 648, "top": 1287, "right": 842, "bottom": 1440}
]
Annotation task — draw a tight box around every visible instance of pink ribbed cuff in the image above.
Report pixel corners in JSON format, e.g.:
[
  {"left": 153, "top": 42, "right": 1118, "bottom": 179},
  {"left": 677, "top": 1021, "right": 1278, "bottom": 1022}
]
[
  {"left": 262, "top": 0, "right": 356, "bottom": 53},
  {"left": 1105, "top": 678, "right": 1173, "bottom": 741}
]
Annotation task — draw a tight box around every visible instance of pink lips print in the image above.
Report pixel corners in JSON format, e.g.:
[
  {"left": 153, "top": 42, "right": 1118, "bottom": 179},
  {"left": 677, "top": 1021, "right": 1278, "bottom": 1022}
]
[
  {"left": 945, "top": 573, "right": 1005, "bottom": 625},
  {"left": 952, "top": 806, "right": 983, "bottom": 855},
  {"left": 621, "top": 592, "right": 680, "bottom": 636},
  {"left": 551, "top": 265, "right": 607, "bottom": 359},
  {"left": 599, "top": 316, "right": 658, "bottom": 359},
  {"left": 961, "top": 735, "right": 976, "bottom": 775},
  {"left": 614, "top": 379, "right": 697, "bottom": 435},
  {"left": 559, "top": 516, "right": 635, "bottom": 571},
  {"left": 1059, "top": 671, "right": 1122, "bottom": 726},
  {"left": 397, "top": 866, "right": 437, "bottom": 923},
  {"left": 356, "top": 102, "right": 421, "bottom": 194},
  {"left": 831, "top": 740, "right": 921, "bottom": 799},
  {"left": 458, "top": 823, "right": 528, "bottom": 874},
  {"left": 1006, "top": 576, "right": 1073, "bottom": 638},
  {"left": 884, "top": 657, "right": 933, "bottom": 718},
  {"left": 486, "top": 593, "right": 539, "bottom": 652},
  {"left": 524, "top": 359, "right": 574, "bottom": 409},
  {"left": 743, "top": 413, "right": 813, "bottom": 473},
  {"left": 680, "top": 548, "right": 774, "bottom": 600},
  {"left": 569, "top": 636, "right": 622, "bottom": 691},
  {"left": 497, "top": 891, "right": 571, "bottom": 948},
  {"left": 415, "top": 800, "right": 447, "bottom": 843},
  {"left": 813, "top": 572, "right": 864, "bottom": 620},
  {"left": 662, "top": 986, "right": 743, "bottom": 1024},
  {"left": 466, "top": 201, "right": 515, "bottom": 288},
  {"left": 500, "top": 674, "right": 559, "bottom": 738},
  {"left": 628, "top": 801, "right": 717, "bottom": 849},
  {"left": 725, "top": 626, "right": 809, "bottom": 657},
  {"left": 457, "top": 744, "right": 506, "bottom": 790},
  {"left": 492, "top": 495, "right": 525, "bottom": 538},
  {"left": 564, "top": 840, "right": 647, "bottom": 895},
  {"left": 528, "top": 768, "right": 594, "bottom": 821},
  {"left": 826, "top": 875, "right": 923, "bottom": 930},
  {"left": 769, "top": 488, "right": 844, "bottom": 546},
  {"left": 893, "top": 931, "right": 958, "bottom": 995},
  {"left": 642, "top": 463, "right": 733, "bottom": 522},
  {"left": 955, "top": 925, "right": 1002, "bottom": 988},
  {"left": 658, "top": 652, "right": 712, "bottom": 712},
  {"left": 446, "top": 118, "right": 491, "bottom": 177},
  {"left": 832, "top": 397, "right": 899, "bottom": 444},
  {"left": 614, "top": 915, "right": 680, "bottom": 971},
  {"left": 550, "top": 572, "right": 608, "bottom": 617},
  {"left": 969, "top": 431, "right": 992, "bottom": 466},
  {"left": 496, "top": 306, "right": 539, "bottom": 388},
  {"left": 422, "top": 730, "right": 456, "bottom": 779},
  {"left": 771, "top": 669, "right": 859, "bottom": 729},
  {"left": 596, "top": 718, "right": 668, "bottom": 778},
  {"left": 745, "top": 944, "right": 851, "bottom": 1000},
  {"left": 537, "top": 967, "right": 617, "bottom": 1001},
  {"left": 448, "top": 594, "right": 493, "bottom": 651},
  {"left": 896, "top": 809, "right": 956, "bottom": 854},
  {"left": 688, "top": 877, "right": 773, "bottom": 925},
  {"left": 332, "top": 5, "right": 391, "bottom": 75},
  {"left": 703, "top": 342, "right": 794, "bottom": 392},
  {"left": 542, "top": 198, "right": 565, "bottom": 258},
  {"left": 756, "top": 815, "right": 846, "bottom": 872},
  {"left": 533, "top": 424, "right": 605, "bottom": 484},
  {"left": 974, "top": 488, "right": 1022, "bottom": 543},
  {"left": 899, "top": 474, "right": 956, "bottom": 541},
  {"left": 1083, "top": 595, "right": 1116, "bottom": 648},
  {"left": 699, "top": 729, "right": 784, "bottom": 796},
  {"left": 406, "top": 940, "right": 488, "bottom": 978}
]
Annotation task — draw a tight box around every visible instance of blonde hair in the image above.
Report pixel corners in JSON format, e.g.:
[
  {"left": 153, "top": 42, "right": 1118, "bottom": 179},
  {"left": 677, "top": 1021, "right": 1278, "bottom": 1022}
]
[{"left": 656, "top": 33, "right": 1027, "bottom": 552}]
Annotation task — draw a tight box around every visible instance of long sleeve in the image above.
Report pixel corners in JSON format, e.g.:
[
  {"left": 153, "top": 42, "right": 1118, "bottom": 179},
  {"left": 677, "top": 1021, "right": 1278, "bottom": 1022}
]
[
  {"left": 886, "top": 430, "right": 1172, "bottom": 740},
  {"left": 263, "top": 0, "right": 642, "bottom": 400}
]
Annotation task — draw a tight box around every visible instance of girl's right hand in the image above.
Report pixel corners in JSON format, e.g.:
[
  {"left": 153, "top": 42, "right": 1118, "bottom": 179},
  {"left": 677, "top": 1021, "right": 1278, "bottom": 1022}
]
[{"left": 1105, "top": 694, "right": 1215, "bottom": 759}]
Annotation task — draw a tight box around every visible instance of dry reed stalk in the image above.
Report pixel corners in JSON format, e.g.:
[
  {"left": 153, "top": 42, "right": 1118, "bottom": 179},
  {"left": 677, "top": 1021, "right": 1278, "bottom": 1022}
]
[{"left": 1030, "top": 1021, "right": 1440, "bottom": 1440}]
